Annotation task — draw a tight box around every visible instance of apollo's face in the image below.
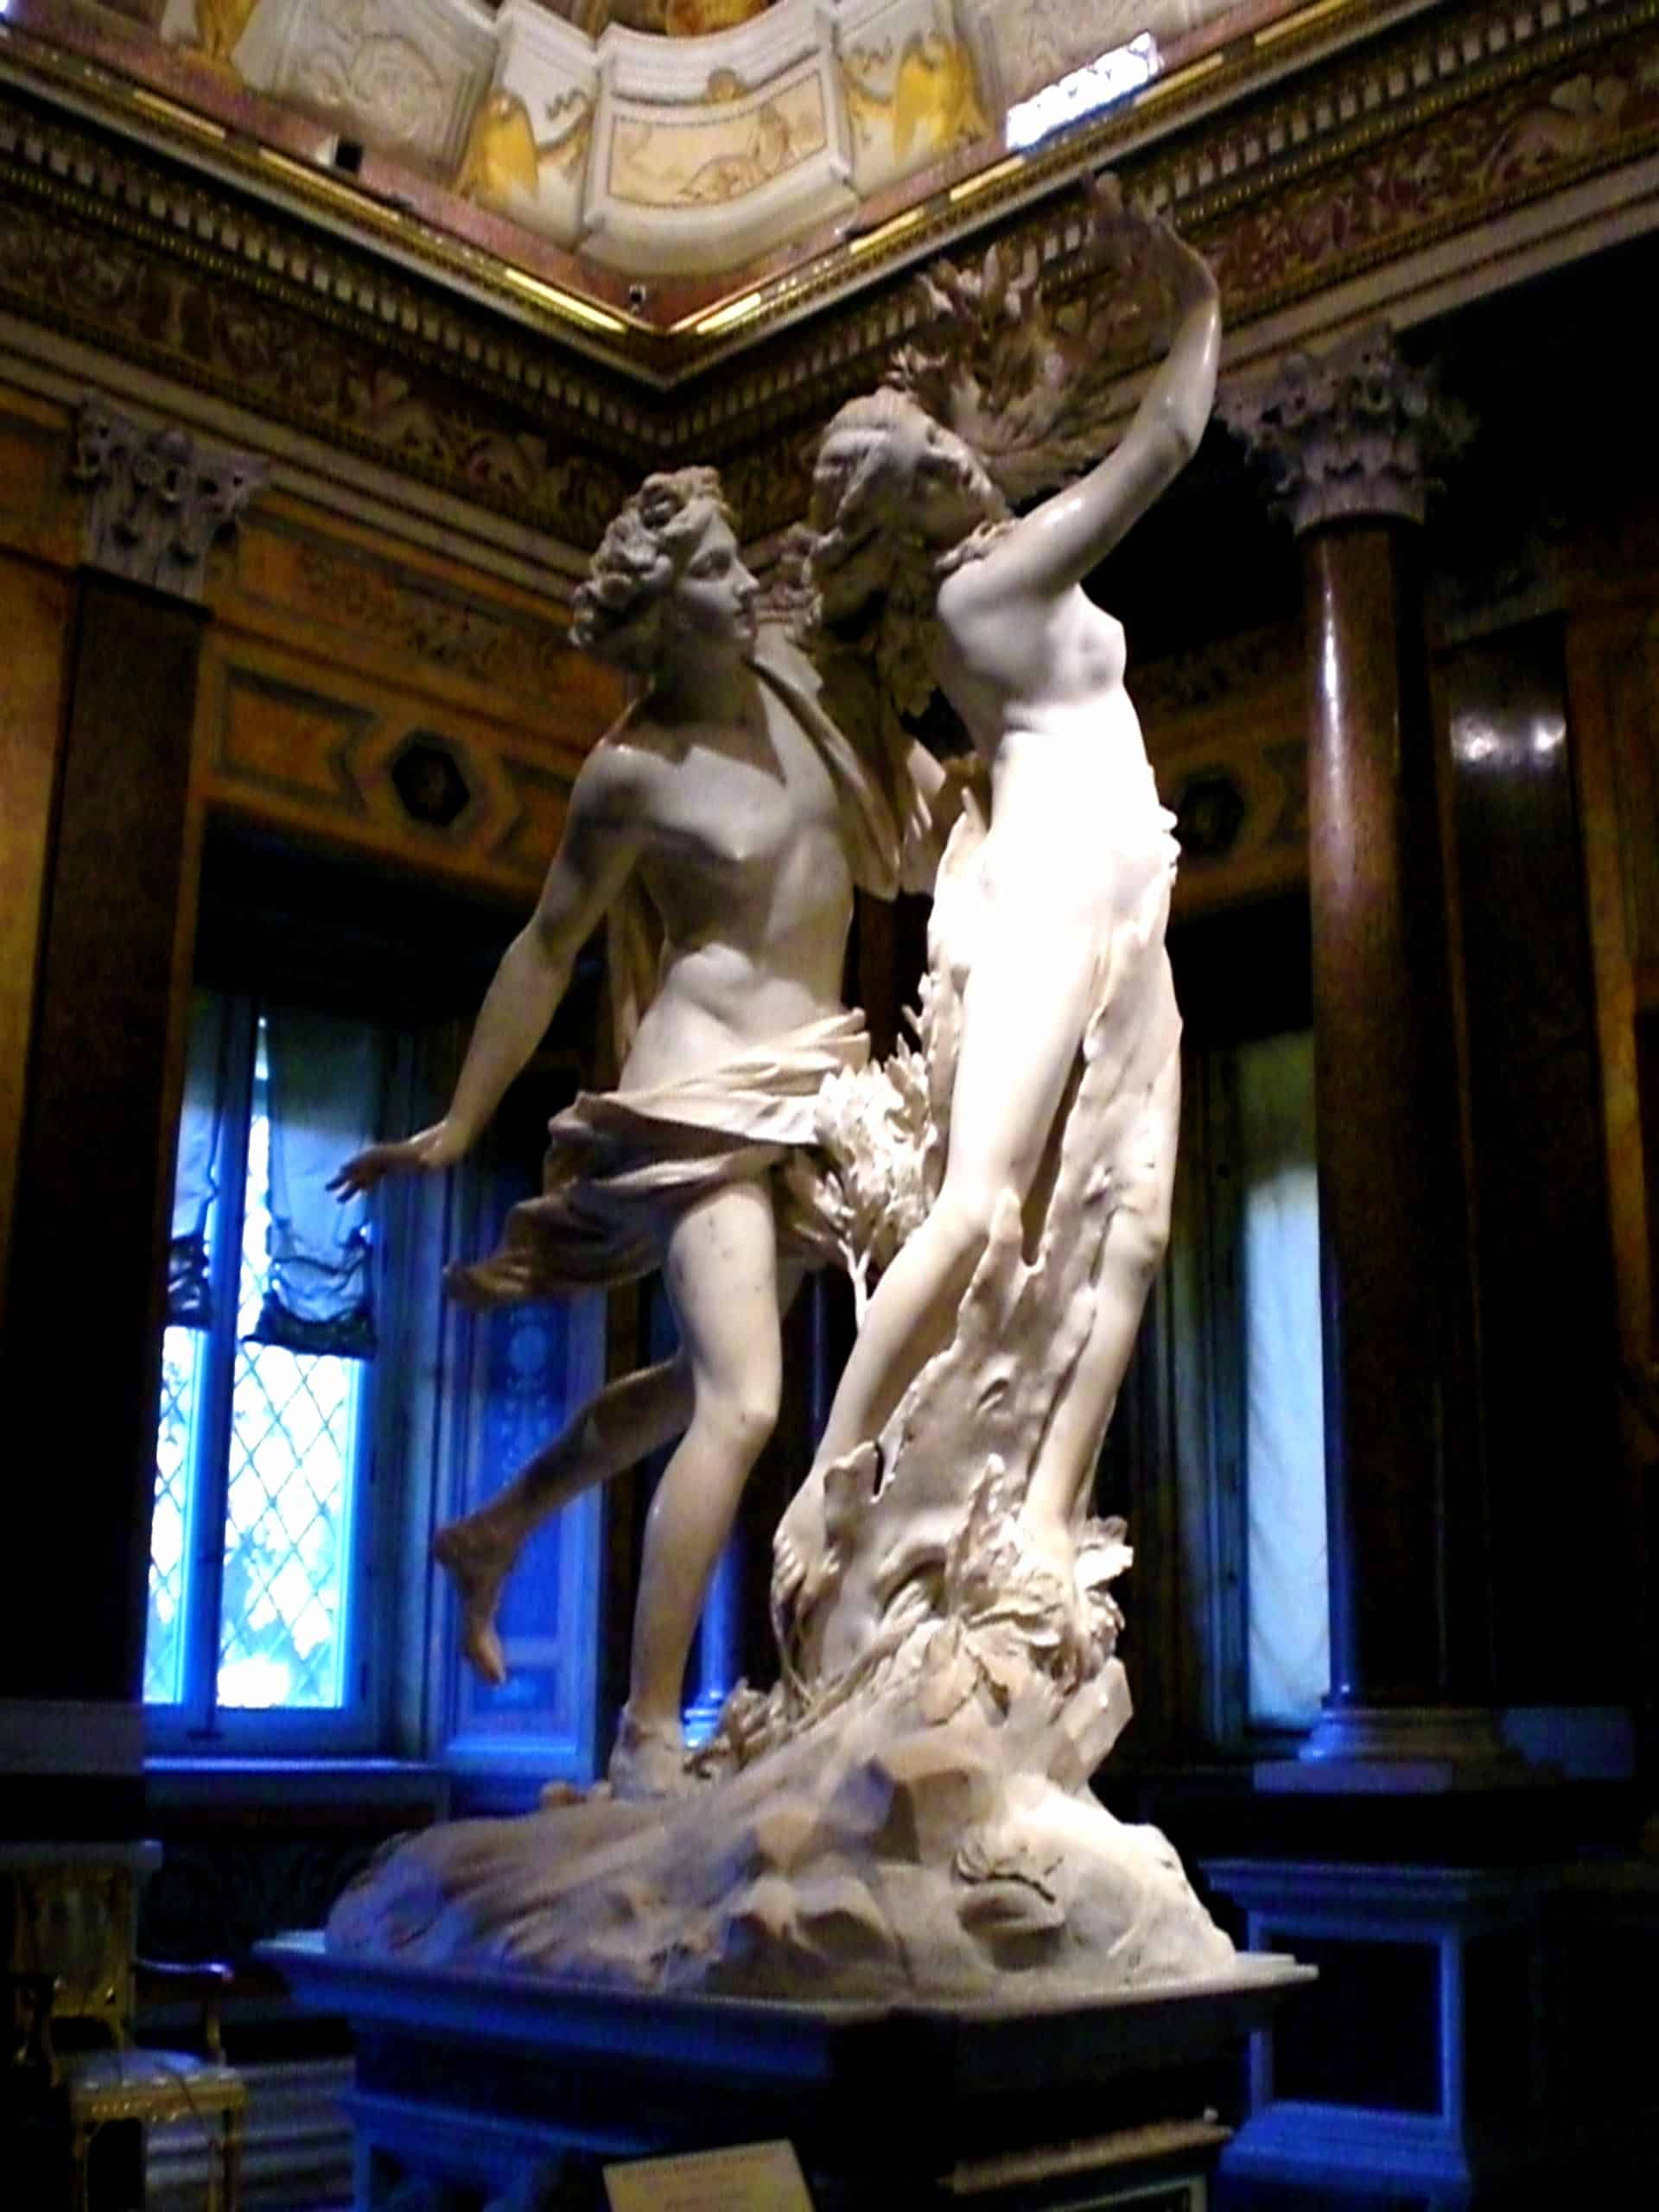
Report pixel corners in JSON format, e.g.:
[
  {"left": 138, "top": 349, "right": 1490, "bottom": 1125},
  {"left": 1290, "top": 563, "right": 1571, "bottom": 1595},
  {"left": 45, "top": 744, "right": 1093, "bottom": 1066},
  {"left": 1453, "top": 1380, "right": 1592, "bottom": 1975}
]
[{"left": 662, "top": 508, "right": 760, "bottom": 657}]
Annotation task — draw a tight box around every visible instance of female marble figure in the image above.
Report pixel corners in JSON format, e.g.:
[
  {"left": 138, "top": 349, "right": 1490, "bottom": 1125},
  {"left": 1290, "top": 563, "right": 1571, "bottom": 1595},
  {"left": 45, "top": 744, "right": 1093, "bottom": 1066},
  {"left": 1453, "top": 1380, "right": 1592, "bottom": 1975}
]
[
  {"left": 334, "top": 469, "right": 944, "bottom": 1796},
  {"left": 774, "top": 214, "right": 1220, "bottom": 1645}
]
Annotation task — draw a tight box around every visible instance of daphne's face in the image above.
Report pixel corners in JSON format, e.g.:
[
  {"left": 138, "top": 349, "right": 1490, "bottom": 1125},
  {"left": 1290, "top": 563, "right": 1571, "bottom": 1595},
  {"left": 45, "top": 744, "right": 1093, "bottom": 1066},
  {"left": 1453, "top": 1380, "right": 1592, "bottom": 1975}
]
[
  {"left": 665, "top": 510, "right": 759, "bottom": 655},
  {"left": 882, "top": 403, "right": 993, "bottom": 543}
]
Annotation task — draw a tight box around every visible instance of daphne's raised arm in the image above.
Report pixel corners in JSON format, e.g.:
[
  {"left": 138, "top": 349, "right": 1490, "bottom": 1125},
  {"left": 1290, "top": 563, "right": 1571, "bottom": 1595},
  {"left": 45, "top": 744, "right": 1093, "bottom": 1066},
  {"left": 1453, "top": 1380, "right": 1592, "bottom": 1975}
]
[{"left": 956, "top": 226, "right": 1220, "bottom": 610}]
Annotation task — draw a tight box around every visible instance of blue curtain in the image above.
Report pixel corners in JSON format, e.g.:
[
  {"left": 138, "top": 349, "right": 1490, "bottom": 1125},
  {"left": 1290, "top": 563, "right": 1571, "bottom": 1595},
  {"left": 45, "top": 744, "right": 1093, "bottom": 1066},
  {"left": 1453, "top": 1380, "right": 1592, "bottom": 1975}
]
[
  {"left": 252, "top": 1005, "right": 385, "bottom": 1357},
  {"left": 167, "top": 989, "right": 231, "bottom": 1327}
]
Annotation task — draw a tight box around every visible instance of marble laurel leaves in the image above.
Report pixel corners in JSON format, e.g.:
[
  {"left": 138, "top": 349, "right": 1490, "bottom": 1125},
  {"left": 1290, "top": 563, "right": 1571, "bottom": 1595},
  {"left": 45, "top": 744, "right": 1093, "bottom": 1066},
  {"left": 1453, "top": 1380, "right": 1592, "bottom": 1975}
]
[{"left": 328, "top": 793, "right": 1234, "bottom": 2001}]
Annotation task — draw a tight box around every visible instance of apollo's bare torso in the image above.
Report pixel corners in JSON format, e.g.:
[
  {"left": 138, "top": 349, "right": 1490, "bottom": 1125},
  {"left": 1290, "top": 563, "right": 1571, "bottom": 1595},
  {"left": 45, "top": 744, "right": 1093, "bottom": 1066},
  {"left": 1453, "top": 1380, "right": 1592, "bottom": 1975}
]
[{"left": 601, "top": 670, "right": 856, "bottom": 1092}]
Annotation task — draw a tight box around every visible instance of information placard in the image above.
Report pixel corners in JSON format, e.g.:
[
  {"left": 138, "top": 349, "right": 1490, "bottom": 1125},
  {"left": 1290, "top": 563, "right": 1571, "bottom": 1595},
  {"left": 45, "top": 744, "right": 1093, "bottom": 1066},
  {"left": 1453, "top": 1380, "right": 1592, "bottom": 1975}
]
[{"left": 603, "top": 2139, "right": 815, "bottom": 2212}]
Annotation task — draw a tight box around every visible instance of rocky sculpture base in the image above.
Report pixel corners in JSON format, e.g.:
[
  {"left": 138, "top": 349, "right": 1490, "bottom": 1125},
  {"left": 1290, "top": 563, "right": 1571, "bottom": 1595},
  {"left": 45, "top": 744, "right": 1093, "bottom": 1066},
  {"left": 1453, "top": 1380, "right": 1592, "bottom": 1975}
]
[{"left": 330, "top": 1656, "right": 1228, "bottom": 2000}]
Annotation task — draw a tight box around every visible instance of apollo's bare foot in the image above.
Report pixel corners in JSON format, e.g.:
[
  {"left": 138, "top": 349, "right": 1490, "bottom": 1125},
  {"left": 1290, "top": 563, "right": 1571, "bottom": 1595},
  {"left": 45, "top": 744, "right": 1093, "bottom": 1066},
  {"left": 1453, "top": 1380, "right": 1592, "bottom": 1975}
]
[
  {"left": 431, "top": 1513, "right": 521, "bottom": 1688},
  {"left": 607, "top": 1706, "right": 693, "bottom": 1802}
]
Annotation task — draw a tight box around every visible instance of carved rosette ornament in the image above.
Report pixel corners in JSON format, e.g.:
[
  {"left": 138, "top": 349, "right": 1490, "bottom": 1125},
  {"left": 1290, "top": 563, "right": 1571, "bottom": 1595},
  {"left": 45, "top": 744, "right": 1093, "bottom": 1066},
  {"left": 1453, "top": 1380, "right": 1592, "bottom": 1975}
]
[
  {"left": 1220, "top": 324, "right": 1474, "bottom": 535},
  {"left": 72, "top": 402, "right": 265, "bottom": 601}
]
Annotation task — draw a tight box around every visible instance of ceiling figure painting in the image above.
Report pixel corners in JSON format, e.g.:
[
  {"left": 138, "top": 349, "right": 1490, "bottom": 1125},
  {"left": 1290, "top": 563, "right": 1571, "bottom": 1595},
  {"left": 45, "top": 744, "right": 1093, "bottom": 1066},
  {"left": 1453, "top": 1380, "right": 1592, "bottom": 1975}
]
[{"left": 599, "top": 0, "right": 774, "bottom": 34}]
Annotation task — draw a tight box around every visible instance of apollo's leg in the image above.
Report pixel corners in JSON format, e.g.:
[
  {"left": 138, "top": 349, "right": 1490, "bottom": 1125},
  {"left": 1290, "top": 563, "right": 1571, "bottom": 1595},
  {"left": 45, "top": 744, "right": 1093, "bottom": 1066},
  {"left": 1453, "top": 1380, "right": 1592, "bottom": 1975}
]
[
  {"left": 613, "top": 1178, "right": 785, "bottom": 1793},
  {"left": 434, "top": 1353, "right": 695, "bottom": 1687},
  {"left": 1022, "top": 1048, "right": 1180, "bottom": 1541}
]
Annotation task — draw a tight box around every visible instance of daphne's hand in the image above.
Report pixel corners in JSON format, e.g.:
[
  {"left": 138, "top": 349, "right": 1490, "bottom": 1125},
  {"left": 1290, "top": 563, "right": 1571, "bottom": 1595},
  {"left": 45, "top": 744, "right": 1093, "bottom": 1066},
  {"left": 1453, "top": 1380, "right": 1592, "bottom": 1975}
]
[
  {"left": 328, "top": 1120, "right": 467, "bottom": 1198},
  {"left": 1091, "top": 188, "right": 1215, "bottom": 318}
]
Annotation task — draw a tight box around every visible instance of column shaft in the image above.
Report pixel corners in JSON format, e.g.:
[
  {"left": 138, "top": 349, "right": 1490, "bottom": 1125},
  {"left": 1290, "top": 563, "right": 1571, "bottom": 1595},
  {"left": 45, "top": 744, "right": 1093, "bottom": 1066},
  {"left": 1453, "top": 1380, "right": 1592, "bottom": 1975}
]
[
  {"left": 1304, "top": 524, "right": 1476, "bottom": 1713},
  {"left": 2, "top": 574, "right": 205, "bottom": 1708}
]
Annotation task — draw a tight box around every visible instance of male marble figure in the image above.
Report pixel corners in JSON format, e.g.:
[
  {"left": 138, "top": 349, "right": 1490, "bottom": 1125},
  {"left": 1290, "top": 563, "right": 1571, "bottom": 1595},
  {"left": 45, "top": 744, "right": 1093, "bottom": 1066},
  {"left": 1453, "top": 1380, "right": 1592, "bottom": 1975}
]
[{"left": 334, "top": 467, "right": 948, "bottom": 1798}]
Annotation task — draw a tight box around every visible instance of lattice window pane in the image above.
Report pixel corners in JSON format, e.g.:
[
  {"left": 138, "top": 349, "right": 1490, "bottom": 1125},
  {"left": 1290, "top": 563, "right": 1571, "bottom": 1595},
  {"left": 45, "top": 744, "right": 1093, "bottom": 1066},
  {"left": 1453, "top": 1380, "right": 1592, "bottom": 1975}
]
[
  {"left": 145, "top": 1325, "right": 202, "bottom": 1707},
  {"left": 217, "top": 1054, "right": 361, "bottom": 1713},
  {"left": 217, "top": 1339, "right": 359, "bottom": 1711}
]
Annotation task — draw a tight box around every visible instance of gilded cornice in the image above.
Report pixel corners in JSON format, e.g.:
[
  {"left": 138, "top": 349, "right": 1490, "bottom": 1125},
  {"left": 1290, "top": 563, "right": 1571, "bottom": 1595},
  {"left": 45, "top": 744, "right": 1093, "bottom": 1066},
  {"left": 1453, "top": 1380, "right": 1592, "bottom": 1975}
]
[{"left": 2, "top": 0, "right": 1656, "bottom": 547}]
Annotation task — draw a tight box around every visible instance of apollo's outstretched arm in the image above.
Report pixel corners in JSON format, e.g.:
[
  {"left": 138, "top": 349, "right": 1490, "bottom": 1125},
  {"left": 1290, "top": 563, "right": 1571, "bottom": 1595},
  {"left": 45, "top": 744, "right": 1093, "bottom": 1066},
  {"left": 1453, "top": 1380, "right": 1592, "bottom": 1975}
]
[
  {"left": 957, "top": 228, "right": 1219, "bottom": 611},
  {"left": 330, "top": 750, "right": 645, "bottom": 1196}
]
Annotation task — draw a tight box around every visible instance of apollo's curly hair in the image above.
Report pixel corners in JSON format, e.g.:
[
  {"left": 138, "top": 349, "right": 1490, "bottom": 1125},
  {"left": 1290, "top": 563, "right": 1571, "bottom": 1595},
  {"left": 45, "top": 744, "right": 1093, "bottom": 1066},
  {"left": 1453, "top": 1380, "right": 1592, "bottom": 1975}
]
[
  {"left": 804, "top": 391, "right": 1006, "bottom": 629},
  {"left": 571, "top": 467, "right": 733, "bottom": 676}
]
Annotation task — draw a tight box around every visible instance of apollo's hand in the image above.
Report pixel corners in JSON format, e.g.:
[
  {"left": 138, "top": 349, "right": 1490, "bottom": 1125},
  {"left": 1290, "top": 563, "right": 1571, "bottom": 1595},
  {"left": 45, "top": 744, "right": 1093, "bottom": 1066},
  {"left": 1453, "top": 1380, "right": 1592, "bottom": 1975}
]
[{"left": 328, "top": 1120, "right": 467, "bottom": 1199}]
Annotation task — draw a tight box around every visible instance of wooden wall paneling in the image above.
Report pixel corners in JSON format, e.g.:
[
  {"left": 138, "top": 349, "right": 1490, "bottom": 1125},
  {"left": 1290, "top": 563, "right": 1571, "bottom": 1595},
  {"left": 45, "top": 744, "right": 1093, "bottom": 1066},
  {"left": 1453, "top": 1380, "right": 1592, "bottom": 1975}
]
[
  {"left": 194, "top": 624, "right": 581, "bottom": 900},
  {"left": 194, "top": 498, "right": 625, "bottom": 902},
  {"left": 0, "top": 548, "right": 74, "bottom": 1337},
  {"left": 1137, "top": 628, "right": 1308, "bottom": 919},
  {"left": 0, "top": 387, "right": 79, "bottom": 573},
  {"left": 1441, "top": 620, "right": 1628, "bottom": 1700},
  {"left": 213, "top": 499, "right": 619, "bottom": 754},
  {"left": 1564, "top": 601, "right": 1659, "bottom": 1376}
]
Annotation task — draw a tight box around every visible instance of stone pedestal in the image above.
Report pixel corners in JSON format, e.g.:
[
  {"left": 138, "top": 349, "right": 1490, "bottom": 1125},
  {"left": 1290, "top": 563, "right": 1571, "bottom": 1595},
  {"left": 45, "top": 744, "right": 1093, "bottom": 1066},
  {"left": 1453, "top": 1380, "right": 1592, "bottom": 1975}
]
[
  {"left": 263, "top": 1935, "right": 1311, "bottom": 2210},
  {"left": 1205, "top": 1857, "right": 1656, "bottom": 2206}
]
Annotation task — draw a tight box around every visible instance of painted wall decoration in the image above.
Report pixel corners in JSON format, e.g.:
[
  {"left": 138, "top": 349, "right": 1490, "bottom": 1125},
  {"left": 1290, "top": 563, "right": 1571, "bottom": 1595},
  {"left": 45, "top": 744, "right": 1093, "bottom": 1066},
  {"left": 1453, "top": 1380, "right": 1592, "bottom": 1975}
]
[
  {"left": 607, "top": 67, "right": 827, "bottom": 206},
  {"left": 970, "top": 0, "right": 1239, "bottom": 108},
  {"left": 581, "top": 2, "right": 858, "bottom": 271},
  {"left": 840, "top": 0, "right": 990, "bottom": 194}
]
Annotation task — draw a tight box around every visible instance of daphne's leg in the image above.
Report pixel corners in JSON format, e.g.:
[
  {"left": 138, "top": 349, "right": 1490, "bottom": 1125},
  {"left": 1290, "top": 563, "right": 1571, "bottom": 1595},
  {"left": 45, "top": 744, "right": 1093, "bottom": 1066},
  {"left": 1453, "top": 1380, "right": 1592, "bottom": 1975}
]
[
  {"left": 1023, "top": 1049, "right": 1179, "bottom": 1540},
  {"left": 808, "top": 916, "right": 1103, "bottom": 1475},
  {"left": 435, "top": 1352, "right": 695, "bottom": 1687},
  {"left": 617, "top": 1179, "right": 785, "bottom": 1788}
]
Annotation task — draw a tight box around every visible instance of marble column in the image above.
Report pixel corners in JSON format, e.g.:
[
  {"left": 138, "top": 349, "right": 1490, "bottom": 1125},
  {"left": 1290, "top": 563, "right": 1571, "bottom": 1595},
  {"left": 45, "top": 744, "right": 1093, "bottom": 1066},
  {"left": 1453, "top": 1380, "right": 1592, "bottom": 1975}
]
[
  {"left": 1224, "top": 328, "right": 1508, "bottom": 1779},
  {"left": 0, "top": 404, "right": 261, "bottom": 1830}
]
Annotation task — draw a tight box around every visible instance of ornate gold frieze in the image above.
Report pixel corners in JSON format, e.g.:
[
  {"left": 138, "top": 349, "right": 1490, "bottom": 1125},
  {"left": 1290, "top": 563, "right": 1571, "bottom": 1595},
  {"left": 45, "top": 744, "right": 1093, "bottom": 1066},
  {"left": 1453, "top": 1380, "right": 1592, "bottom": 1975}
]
[{"left": 0, "top": 95, "right": 641, "bottom": 541}]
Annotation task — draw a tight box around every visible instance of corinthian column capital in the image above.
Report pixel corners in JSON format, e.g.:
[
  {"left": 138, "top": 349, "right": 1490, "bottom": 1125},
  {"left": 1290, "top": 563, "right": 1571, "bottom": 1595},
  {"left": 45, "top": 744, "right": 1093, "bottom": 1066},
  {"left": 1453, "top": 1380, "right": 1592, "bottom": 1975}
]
[
  {"left": 1221, "top": 324, "right": 1473, "bottom": 535},
  {"left": 71, "top": 399, "right": 266, "bottom": 600}
]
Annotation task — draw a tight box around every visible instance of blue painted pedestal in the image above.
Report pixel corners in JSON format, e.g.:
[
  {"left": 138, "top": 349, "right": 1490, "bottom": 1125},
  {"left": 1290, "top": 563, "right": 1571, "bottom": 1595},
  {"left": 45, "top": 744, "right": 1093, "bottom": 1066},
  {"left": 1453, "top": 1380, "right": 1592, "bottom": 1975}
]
[
  {"left": 1204, "top": 1858, "right": 1659, "bottom": 2209},
  {"left": 261, "top": 1935, "right": 1312, "bottom": 2210}
]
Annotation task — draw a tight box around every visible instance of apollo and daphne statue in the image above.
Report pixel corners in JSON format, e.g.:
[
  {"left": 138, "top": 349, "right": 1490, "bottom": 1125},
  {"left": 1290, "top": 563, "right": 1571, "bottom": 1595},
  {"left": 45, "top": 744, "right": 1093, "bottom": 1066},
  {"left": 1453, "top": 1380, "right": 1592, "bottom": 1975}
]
[{"left": 328, "top": 188, "right": 1237, "bottom": 1999}]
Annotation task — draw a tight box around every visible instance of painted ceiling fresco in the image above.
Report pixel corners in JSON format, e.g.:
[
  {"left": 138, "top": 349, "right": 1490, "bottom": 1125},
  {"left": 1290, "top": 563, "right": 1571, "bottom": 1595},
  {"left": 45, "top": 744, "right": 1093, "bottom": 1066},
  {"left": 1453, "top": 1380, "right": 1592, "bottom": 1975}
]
[{"left": 2, "top": 0, "right": 1342, "bottom": 341}]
